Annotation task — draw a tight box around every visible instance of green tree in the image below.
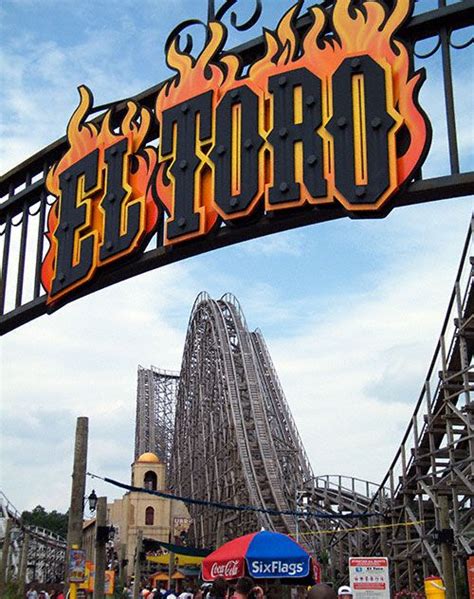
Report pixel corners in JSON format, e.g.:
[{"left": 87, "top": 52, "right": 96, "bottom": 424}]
[
  {"left": 21, "top": 505, "right": 69, "bottom": 538},
  {"left": 4, "top": 580, "right": 21, "bottom": 599}
]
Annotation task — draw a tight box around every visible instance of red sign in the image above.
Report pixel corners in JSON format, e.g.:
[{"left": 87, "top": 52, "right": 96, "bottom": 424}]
[
  {"left": 468, "top": 556, "right": 474, "bottom": 599},
  {"left": 354, "top": 583, "right": 386, "bottom": 590},
  {"left": 312, "top": 559, "right": 322, "bottom": 584},
  {"left": 203, "top": 558, "right": 245, "bottom": 581},
  {"left": 350, "top": 558, "right": 388, "bottom": 568}
]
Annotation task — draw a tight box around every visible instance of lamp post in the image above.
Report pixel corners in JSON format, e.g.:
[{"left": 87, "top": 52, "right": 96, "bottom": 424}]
[
  {"left": 168, "top": 497, "right": 176, "bottom": 592},
  {"left": 132, "top": 529, "right": 143, "bottom": 599},
  {"left": 94, "top": 497, "right": 107, "bottom": 599},
  {"left": 66, "top": 417, "right": 89, "bottom": 599}
]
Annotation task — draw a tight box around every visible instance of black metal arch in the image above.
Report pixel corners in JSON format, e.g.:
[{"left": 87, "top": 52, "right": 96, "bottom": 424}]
[{"left": 1, "top": 0, "right": 473, "bottom": 335}]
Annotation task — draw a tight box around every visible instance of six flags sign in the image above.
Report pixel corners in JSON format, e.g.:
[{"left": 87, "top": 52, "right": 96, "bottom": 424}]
[{"left": 41, "top": 0, "right": 431, "bottom": 304}]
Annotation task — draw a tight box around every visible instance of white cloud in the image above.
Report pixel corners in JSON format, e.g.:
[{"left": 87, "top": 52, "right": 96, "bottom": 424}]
[
  {"left": 264, "top": 200, "right": 473, "bottom": 484},
  {"left": 1, "top": 195, "right": 472, "bottom": 515},
  {"left": 241, "top": 232, "right": 306, "bottom": 257},
  {"left": 1, "top": 264, "right": 195, "bottom": 510},
  {"left": 1, "top": 0, "right": 473, "bottom": 519},
  {"left": 0, "top": 2, "right": 179, "bottom": 174}
]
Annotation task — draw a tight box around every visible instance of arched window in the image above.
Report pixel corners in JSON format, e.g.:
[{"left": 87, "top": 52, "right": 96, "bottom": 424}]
[
  {"left": 144, "top": 470, "right": 157, "bottom": 490},
  {"left": 145, "top": 506, "right": 154, "bottom": 526}
]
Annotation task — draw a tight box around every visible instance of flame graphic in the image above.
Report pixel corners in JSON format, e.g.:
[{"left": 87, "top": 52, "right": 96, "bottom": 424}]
[
  {"left": 155, "top": 22, "right": 237, "bottom": 241},
  {"left": 156, "top": 0, "right": 429, "bottom": 216},
  {"left": 42, "top": 86, "right": 158, "bottom": 301}
]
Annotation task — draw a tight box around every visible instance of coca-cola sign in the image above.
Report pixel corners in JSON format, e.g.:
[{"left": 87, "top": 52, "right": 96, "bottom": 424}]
[{"left": 204, "top": 558, "right": 245, "bottom": 581}]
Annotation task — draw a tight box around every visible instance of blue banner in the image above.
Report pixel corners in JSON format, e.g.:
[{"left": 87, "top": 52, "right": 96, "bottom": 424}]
[{"left": 248, "top": 558, "right": 310, "bottom": 578}]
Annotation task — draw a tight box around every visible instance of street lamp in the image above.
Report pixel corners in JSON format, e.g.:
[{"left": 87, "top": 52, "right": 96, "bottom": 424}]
[{"left": 87, "top": 489, "right": 98, "bottom": 513}]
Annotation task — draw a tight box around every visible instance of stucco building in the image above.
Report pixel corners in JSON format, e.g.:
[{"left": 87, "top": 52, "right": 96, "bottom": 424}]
[{"left": 107, "top": 452, "right": 190, "bottom": 580}]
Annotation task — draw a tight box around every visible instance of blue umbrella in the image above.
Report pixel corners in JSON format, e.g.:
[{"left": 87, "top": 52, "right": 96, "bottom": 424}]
[
  {"left": 246, "top": 530, "right": 311, "bottom": 579},
  {"left": 202, "top": 529, "right": 312, "bottom": 581}
]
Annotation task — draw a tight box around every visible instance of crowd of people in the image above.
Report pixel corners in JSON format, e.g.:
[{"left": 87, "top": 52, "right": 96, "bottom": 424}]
[
  {"left": 26, "top": 589, "right": 65, "bottom": 599},
  {"left": 128, "top": 578, "right": 264, "bottom": 599},
  {"left": 308, "top": 585, "right": 352, "bottom": 598},
  {"left": 25, "top": 579, "right": 354, "bottom": 599},
  {"left": 130, "top": 580, "right": 354, "bottom": 599}
]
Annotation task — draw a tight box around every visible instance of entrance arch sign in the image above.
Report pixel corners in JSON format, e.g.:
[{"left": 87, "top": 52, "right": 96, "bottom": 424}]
[{"left": 1, "top": 0, "right": 473, "bottom": 333}]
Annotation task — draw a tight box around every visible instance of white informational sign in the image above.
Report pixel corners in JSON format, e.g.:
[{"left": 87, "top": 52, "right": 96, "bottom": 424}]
[{"left": 349, "top": 557, "right": 390, "bottom": 599}]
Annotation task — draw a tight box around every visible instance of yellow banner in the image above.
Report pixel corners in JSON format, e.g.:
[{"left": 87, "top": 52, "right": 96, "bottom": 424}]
[{"left": 147, "top": 553, "right": 204, "bottom": 566}]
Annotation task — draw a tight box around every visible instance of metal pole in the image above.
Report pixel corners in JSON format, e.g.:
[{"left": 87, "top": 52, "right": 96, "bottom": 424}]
[
  {"left": 93, "top": 497, "right": 107, "bottom": 599},
  {"left": 19, "top": 530, "right": 30, "bottom": 597},
  {"left": 119, "top": 543, "right": 127, "bottom": 589},
  {"left": 439, "top": 495, "right": 455, "bottom": 599},
  {"left": 168, "top": 501, "right": 175, "bottom": 591},
  {"left": 295, "top": 490, "right": 299, "bottom": 543},
  {"left": 0, "top": 518, "right": 12, "bottom": 596},
  {"left": 132, "top": 529, "right": 143, "bottom": 599},
  {"left": 66, "top": 416, "right": 89, "bottom": 597}
]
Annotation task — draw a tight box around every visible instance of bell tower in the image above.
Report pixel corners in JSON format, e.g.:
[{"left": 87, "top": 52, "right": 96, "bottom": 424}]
[{"left": 131, "top": 451, "right": 166, "bottom": 490}]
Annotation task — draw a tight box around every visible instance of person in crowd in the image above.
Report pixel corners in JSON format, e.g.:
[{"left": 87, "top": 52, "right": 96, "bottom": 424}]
[
  {"left": 337, "top": 586, "right": 353, "bottom": 598},
  {"left": 194, "top": 588, "right": 203, "bottom": 599},
  {"left": 122, "top": 586, "right": 133, "bottom": 598},
  {"left": 178, "top": 586, "right": 194, "bottom": 599},
  {"left": 307, "top": 584, "right": 337, "bottom": 599},
  {"left": 231, "top": 577, "right": 264, "bottom": 599},
  {"left": 195, "top": 582, "right": 211, "bottom": 599},
  {"left": 166, "top": 589, "right": 178, "bottom": 599},
  {"left": 26, "top": 588, "right": 38, "bottom": 599},
  {"left": 208, "top": 577, "right": 228, "bottom": 599}
]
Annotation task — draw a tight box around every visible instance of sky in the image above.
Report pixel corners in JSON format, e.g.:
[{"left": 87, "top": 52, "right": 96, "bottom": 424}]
[{"left": 0, "top": 0, "right": 473, "bottom": 516}]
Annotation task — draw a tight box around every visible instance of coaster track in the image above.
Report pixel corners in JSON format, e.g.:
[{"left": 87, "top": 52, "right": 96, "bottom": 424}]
[
  {"left": 135, "top": 365, "right": 180, "bottom": 473},
  {"left": 299, "top": 220, "right": 473, "bottom": 590},
  {"left": 360, "top": 219, "right": 474, "bottom": 590},
  {"left": 0, "top": 491, "right": 66, "bottom": 585},
  {"left": 168, "top": 291, "right": 389, "bottom": 557},
  {"left": 169, "top": 218, "right": 473, "bottom": 592},
  {"left": 170, "top": 292, "right": 316, "bottom": 546}
]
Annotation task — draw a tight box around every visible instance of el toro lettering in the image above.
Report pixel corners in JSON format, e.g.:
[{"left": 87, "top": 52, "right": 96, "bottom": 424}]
[{"left": 42, "top": 0, "right": 430, "bottom": 304}]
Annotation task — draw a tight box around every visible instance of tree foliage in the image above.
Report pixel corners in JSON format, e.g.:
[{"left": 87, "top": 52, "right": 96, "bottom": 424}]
[{"left": 21, "top": 505, "right": 68, "bottom": 538}]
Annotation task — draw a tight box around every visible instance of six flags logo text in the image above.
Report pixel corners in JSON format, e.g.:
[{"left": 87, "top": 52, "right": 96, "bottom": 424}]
[
  {"left": 41, "top": 0, "right": 431, "bottom": 303},
  {"left": 249, "top": 560, "right": 308, "bottom": 577}
]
